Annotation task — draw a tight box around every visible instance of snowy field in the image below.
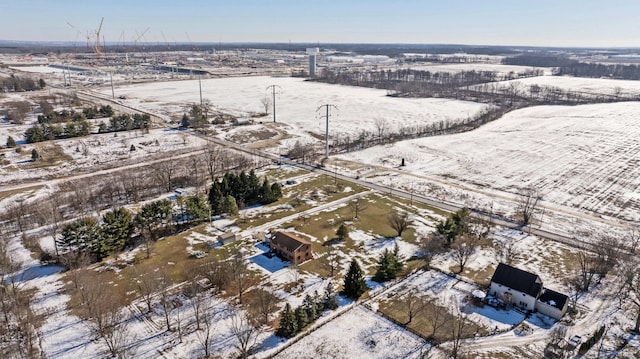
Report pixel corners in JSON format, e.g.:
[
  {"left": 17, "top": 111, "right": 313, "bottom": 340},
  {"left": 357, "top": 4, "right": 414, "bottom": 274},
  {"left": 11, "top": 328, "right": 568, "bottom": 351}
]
[
  {"left": 482, "top": 75, "right": 640, "bottom": 96},
  {"left": 340, "top": 102, "right": 640, "bottom": 222},
  {"left": 103, "top": 76, "right": 489, "bottom": 138},
  {"left": 404, "top": 63, "right": 550, "bottom": 75},
  {"left": 275, "top": 306, "right": 426, "bottom": 359},
  {"left": 0, "top": 125, "right": 208, "bottom": 186}
]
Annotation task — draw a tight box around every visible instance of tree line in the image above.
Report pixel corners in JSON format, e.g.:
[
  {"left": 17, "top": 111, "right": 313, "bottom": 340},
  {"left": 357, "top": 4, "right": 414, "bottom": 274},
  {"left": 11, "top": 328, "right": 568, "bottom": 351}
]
[
  {"left": 503, "top": 54, "right": 640, "bottom": 80},
  {"left": 277, "top": 285, "right": 339, "bottom": 338},
  {"left": 98, "top": 113, "right": 151, "bottom": 133},
  {"left": 208, "top": 170, "right": 282, "bottom": 215},
  {"left": 57, "top": 193, "right": 210, "bottom": 263},
  {"left": 25, "top": 107, "right": 150, "bottom": 143},
  {"left": 0, "top": 75, "right": 45, "bottom": 92},
  {"left": 315, "top": 67, "right": 542, "bottom": 100}
]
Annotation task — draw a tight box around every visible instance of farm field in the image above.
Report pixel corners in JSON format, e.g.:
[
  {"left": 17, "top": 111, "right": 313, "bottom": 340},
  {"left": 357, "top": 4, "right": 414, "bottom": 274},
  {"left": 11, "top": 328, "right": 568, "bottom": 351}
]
[
  {"left": 479, "top": 74, "right": 640, "bottom": 96},
  {"left": 103, "top": 75, "right": 489, "bottom": 140},
  {"left": 339, "top": 102, "right": 640, "bottom": 222}
]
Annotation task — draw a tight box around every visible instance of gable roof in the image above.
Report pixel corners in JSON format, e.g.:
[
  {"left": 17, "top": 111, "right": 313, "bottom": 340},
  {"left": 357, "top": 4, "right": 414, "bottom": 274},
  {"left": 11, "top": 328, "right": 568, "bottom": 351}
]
[
  {"left": 272, "top": 231, "right": 311, "bottom": 252},
  {"left": 538, "top": 287, "right": 569, "bottom": 310},
  {"left": 490, "top": 263, "right": 542, "bottom": 297}
]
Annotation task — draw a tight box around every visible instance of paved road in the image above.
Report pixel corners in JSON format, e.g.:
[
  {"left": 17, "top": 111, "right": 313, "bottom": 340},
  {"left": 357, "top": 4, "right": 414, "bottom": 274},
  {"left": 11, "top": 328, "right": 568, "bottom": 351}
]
[{"left": 191, "top": 132, "right": 599, "bottom": 252}]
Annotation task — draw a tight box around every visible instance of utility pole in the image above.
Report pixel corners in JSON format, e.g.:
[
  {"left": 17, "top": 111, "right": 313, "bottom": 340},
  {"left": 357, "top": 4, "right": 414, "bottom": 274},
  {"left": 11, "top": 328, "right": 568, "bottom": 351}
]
[
  {"left": 266, "top": 85, "right": 281, "bottom": 123},
  {"left": 110, "top": 72, "right": 115, "bottom": 99},
  {"left": 316, "top": 104, "right": 338, "bottom": 159},
  {"left": 198, "top": 75, "right": 203, "bottom": 107}
]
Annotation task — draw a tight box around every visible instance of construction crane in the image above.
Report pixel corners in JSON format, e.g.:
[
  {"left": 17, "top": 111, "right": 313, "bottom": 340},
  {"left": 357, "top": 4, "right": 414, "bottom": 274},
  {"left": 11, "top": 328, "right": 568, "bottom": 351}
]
[
  {"left": 66, "top": 22, "right": 83, "bottom": 55},
  {"left": 94, "top": 17, "right": 104, "bottom": 59},
  {"left": 134, "top": 27, "right": 150, "bottom": 52}
]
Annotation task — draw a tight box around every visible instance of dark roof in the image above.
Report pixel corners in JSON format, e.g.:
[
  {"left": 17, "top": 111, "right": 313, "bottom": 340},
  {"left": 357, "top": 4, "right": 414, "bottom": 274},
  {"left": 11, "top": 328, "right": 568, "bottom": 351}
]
[
  {"left": 538, "top": 287, "right": 568, "bottom": 310},
  {"left": 490, "top": 263, "right": 542, "bottom": 297},
  {"left": 272, "top": 231, "right": 311, "bottom": 252}
]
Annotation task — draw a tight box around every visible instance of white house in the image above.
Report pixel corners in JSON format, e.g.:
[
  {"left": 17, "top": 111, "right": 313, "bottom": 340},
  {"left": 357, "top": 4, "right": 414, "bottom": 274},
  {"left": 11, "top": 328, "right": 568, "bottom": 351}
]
[{"left": 489, "top": 263, "right": 568, "bottom": 320}]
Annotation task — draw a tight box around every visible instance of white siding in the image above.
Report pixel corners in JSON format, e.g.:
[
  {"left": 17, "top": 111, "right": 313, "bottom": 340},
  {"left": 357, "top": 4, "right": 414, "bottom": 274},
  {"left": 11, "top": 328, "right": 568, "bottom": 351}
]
[{"left": 489, "top": 282, "right": 536, "bottom": 310}]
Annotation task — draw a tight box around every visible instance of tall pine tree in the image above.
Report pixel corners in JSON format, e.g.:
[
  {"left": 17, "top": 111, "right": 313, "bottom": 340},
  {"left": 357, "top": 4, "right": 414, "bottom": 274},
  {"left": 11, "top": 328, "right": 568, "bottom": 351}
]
[
  {"left": 342, "top": 259, "right": 368, "bottom": 299},
  {"left": 277, "top": 303, "right": 298, "bottom": 338}
]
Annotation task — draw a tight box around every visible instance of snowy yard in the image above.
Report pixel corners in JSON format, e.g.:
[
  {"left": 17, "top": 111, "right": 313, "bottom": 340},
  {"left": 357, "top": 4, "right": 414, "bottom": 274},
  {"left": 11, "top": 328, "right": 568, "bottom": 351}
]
[{"left": 274, "top": 306, "right": 426, "bottom": 359}]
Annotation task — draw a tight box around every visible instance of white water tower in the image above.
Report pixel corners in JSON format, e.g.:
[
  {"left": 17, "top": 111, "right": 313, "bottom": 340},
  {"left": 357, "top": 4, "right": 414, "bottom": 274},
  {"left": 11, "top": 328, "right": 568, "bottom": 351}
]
[{"left": 306, "top": 47, "right": 319, "bottom": 77}]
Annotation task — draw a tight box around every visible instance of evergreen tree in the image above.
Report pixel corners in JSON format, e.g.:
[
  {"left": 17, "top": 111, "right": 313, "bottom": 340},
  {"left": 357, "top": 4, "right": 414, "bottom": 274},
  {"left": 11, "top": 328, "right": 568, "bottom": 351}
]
[
  {"left": 336, "top": 224, "right": 349, "bottom": 241},
  {"left": 222, "top": 195, "right": 239, "bottom": 215},
  {"left": 31, "top": 148, "right": 40, "bottom": 161},
  {"left": 373, "top": 249, "right": 394, "bottom": 282},
  {"left": 208, "top": 182, "right": 224, "bottom": 215},
  {"left": 270, "top": 182, "right": 282, "bottom": 198},
  {"left": 6, "top": 136, "right": 16, "bottom": 148},
  {"left": 373, "top": 244, "right": 404, "bottom": 282},
  {"left": 294, "top": 305, "right": 308, "bottom": 330},
  {"left": 59, "top": 217, "right": 103, "bottom": 260},
  {"left": 102, "top": 207, "right": 133, "bottom": 251},
  {"left": 323, "top": 282, "right": 339, "bottom": 310},
  {"left": 342, "top": 259, "right": 368, "bottom": 299},
  {"left": 25, "top": 126, "right": 46, "bottom": 143},
  {"left": 259, "top": 178, "right": 275, "bottom": 204},
  {"left": 302, "top": 294, "right": 318, "bottom": 322},
  {"left": 185, "top": 194, "right": 210, "bottom": 222},
  {"left": 391, "top": 243, "right": 404, "bottom": 274},
  {"left": 276, "top": 303, "right": 298, "bottom": 338}
]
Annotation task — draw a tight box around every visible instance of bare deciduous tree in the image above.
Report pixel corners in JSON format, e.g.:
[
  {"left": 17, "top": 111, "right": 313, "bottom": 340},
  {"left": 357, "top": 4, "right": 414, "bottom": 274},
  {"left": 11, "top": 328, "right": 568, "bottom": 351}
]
[
  {"left": 324, "top": 245, "right": 341, "bottom": 278},
  {"left": 449, "top": 314, "right": 470, "bottom": 359},
  {"left": 229, "top": 255, "right": 255, "bottom": 304},
  {"left": 424, "top": 301, "right": 447, "bottom": 339},
  {"left": 133, "top": 266, "right": 160, "bottom": 314},
  {"left": 388, "top": 211, "right": 412, "bottom": 237},
  {"left": 196, "top": 301, "right": 226, "bottom": 358},
  {"left": 157, "top": 268, "right": 174, "bottom": 331},
  {"left": 452, "top": 235, "right": 477, "bottom": 273},
  {"left": 249, "top": 288, "right": 278, "bottom": 326},
  {"left": 617, "top": 260, "right": 640, "bottom": 332},
  {"left": 516, "top": 187, "right": 541, "bottom": 226},
  {"left": 229, "top": 312, "right": 262, "bottom": 359},
  {"left": 497, "top": 238, "right": 518, "bottom": 266},
  {"left": 418, "top": 233, "right": 445, "bottom": 270},
  {"left": 154, "top": 160, "right": 176, "bottom": 192},
  {"left": 349, "top": 197, "right": 369, "bottom": 219},
  {"left": 401, "top": 290, "right": 426, "bottom": 325},
  {"left": 260, "top": 95, "right": 271, "bottom": 115},
  {"left": 374, "top": 118, "right": 387, "bottom": 142}
]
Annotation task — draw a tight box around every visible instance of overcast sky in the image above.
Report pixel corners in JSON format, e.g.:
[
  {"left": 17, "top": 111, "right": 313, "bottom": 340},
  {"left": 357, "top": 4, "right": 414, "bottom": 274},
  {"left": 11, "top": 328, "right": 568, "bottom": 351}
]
[{"left": 1, "top": 0, "right": 639, "bottom": 47}]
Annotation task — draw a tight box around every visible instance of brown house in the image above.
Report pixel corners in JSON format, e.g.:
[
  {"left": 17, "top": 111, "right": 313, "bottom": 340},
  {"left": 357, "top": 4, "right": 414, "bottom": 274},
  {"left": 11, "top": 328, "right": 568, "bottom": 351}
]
[{"left": 270, "top": 231, "right": 313, "bottom": 265}]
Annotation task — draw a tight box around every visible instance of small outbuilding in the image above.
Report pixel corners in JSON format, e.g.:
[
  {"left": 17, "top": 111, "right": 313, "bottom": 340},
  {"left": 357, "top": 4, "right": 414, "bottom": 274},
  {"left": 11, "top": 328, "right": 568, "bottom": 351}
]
[{"left": 218, "top": 231, "right": 240, "bottom": 246}]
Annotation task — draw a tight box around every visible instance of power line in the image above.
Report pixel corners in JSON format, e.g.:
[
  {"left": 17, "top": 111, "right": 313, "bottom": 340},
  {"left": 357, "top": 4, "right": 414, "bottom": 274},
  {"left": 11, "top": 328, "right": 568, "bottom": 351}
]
[
  {"left": 266, "top": 85, "right": 282, "bottom": 123},
  {"left": 316, "top": 104, "right": 338, "bottom": 159}
]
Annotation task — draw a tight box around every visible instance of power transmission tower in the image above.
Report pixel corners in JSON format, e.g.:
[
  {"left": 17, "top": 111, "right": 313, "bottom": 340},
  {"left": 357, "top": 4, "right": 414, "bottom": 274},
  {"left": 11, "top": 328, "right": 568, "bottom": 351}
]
[
  {"left": 316, "top": 104, "right": 338, "bottom": 159},
  {"left": 266, "top": 85, "right": 281, "bottom": 122}
]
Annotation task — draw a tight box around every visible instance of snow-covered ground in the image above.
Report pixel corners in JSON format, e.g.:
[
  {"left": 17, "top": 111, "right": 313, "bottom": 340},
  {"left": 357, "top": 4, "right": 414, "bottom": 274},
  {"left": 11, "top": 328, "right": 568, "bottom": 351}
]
[
  {"left": 340, "top": 102, "right": 640, "bottom": 222},
  {"left": 102, "top": 76, "right": 489, "bottom": 138},
  {"left": 275, "top": 306, "right": 426, "bottom": 359},
  {"left": 482, "top": 75, "right": 640, "bottom": 96},
  {"left": 404, "top": 63, "right": 551, "bottom": 75}
]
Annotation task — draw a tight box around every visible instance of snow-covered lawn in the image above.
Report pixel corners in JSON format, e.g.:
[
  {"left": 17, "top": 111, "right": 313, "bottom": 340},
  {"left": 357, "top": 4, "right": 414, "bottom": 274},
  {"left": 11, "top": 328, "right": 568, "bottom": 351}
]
[
  {"left": 274, "top": 306, "right": 426, "bottom": 359},
  {"left": 340, "top": 102, "right": 640, "bottom": 222}
]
